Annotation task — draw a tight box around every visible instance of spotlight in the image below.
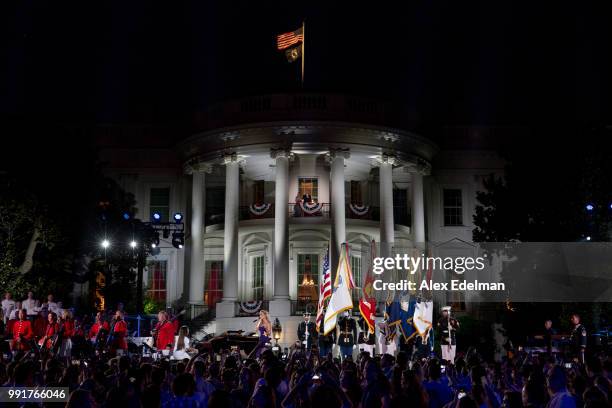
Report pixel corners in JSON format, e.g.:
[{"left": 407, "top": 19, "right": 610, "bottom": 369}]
[
  {"left": 152, "top": 212, "right": 162, "bottom": 223},
  {"left": 101, "top": 239, "right": 110, "bottom": 249},
  {"left": 122, "top": 212, "right": 131, "bottom": 221},
  {"left": 130, "top": 240, "right": 137, "bottom": 249},
  {"left": 609, "top": 203, "right": 612, "bottom": 210},
  {"left": 586, "top": 204, "right": 594, "bottom": 211},
  {"left": 173, "top": 212, "right": 183, "bottom": 223},
  {"left": 586, "top": 236, "right": 592, "bottom": 241},
  {"left": 172, "top": 232, "right": 185, "bottom": 249}
]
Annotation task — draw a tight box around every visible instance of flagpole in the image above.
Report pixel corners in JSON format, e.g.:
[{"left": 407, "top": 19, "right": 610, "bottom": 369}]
[{"left": 301, "top": 20, "right": 305, "bottom": 88}]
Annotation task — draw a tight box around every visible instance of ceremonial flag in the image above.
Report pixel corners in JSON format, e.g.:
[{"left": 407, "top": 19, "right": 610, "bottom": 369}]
[
  {"left": 413, "top": 300, "right": 434, "bottom": 341},
  {"left": 276, "top": 22, "right": 306, "bottom": 85},
  {"left": 316, "top": 249, "right": 332, "bottom": 332},
  {"left": 323, "top": 244, "right": 354, "bottom": 335},
  {"left": 385, "top": 292, "right": 417, "bottom": 341},
  {"left": 359, "top": 240, "right": 376, "bottom": 334}
]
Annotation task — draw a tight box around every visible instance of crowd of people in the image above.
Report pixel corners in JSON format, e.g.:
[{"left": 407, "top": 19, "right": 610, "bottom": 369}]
[{"left": 0, "top": 292, "right": 609, "bottom": 408}]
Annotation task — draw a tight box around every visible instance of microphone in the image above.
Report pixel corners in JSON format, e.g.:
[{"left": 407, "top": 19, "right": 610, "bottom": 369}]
[{"left": 252, "top": 319, "right": 259, "bottom": 323}]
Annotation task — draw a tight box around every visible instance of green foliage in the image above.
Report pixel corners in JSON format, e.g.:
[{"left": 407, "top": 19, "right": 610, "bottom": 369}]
[{"left": 144, "top": 295, "right": 166, "bottom": 315}]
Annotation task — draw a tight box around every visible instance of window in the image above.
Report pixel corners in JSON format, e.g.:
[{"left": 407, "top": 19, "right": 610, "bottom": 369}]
[
  {"left": 150, "top": 188, "right": 170, "bottom": 222},
  {"left": 350, "top": 181, "right": 362, "bottom": 204},
  {"left": 252, "top": 256, "right": 264, "bottom": 300},
  {"left": 350, "top": 256, "right": 362, "bottom": 302},
  {"left": 393, "top": 189, "right": 409, "bottom": 226},
  {"left": 443, "top": 189, "right": 463, "bottom": 226},
  {"left": 147, "top": 261, "right": 167, "bottom": 302},
  {"left": 204, "top": 261, "right": 223, "bottom": 308},
  {"left": 253, "top": 181, "right": 265, "bottom": 204},
  {"left": 298, "top": 178, "right": 318, "bottom": 202},
  {"left": 297, "top": 254, "right": 319, "bottom": 302},
  {"left": 205, "top": 187, "right": 225, "bottom": 225}
]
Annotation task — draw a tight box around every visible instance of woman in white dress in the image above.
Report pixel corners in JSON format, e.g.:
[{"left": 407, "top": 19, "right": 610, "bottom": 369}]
[{"left": 172, "top": 325, "right": 195, "bottom": 360}]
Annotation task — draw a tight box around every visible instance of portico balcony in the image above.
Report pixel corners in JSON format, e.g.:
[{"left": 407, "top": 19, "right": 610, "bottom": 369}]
[{"left": 206, "top": 202, "right": 398, "bottom": 225}]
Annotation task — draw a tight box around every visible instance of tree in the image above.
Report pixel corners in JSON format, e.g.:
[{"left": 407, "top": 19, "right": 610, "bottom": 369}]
[
  {"left": 0, "top": 176, "right": 74, "bottom": 299},
  {"left": 472, "top": 128, "right": 612, "bottom": 336}
]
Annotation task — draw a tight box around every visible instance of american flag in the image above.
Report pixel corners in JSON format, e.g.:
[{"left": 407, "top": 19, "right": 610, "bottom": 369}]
[
  {"left": 276, "top": 27, "right": 304, "bottom": 50},
  {"left": 315, "top": 248, "right": 332, "bottom": 332}
]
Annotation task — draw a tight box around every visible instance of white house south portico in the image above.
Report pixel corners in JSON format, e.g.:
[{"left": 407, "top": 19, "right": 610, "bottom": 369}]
[
  {"left": 179, "top": 119, "right": 437, "bottom": 324},
  {"left": 95, "top": 94, "right": 504, "bottom": 344}
]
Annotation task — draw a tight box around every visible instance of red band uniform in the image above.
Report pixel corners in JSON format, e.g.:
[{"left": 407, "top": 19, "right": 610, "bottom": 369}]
[
  {"left": 111, "top": 319, "right": 128, "bottom": 351},
  {"left": 89, "top": 321, "right": 110, "bottom": 340},
  {"left": 154, "top": 320, "right": 176, "bottom": 350},
  {"left": 11, "top": 319, "right": 33, "bottom": 351},
  {"left": 39, "top": 322, "right": 60, "bottom": 350}
]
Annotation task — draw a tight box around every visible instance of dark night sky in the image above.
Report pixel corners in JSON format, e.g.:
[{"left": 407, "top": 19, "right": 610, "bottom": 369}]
[
  {"left": 1, "top": 0, "right": 611, "bottom": 127},
  {"left": 0, "top": 1, "right": 611, "bottom": 254},
  {"left": 1, "top": 1, "right": 611, "bottom": 203}
]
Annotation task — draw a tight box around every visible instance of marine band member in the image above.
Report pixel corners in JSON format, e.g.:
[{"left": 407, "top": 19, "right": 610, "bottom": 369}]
[
  {"left": 38, "top": 312, "right": 61, "bottom": 351},
  {"left": 109, "top": 310, "right": 128, "bottom": 354},
  {"left": 11, "top": 309, "right": 33, "bottom": 351},
  {"left": 437, "top": 306, "right": 459, "bottom": 364},
  {"left": 153, "top": 311, "right": 176, "bottom": 351},
  {"left": 89, "top": 312, "right": 110, "bottom": 342}
]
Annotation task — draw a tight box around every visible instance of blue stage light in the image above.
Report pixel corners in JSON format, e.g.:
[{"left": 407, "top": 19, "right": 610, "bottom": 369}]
[
  {"left": 122, "top": 212, "right": 131, "bottom": 221},
  {"left": 152, "top": 212, "right": 162, "bottom": 222},
  {"left": 586, "top": 204, "right": 594, "bottom": 211},
  {"left": 173, "top": 212, "right": 183, "bottom": 223}
]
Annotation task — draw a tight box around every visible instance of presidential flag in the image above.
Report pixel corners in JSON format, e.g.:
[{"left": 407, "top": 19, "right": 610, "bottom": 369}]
[
  {"left": 359, "top": 240, "right": 377, "bottom": 334},
  {"left": 316, "top": 249, "right": 332, "bottom": 333},
  {"left": 323, "top": 244, "right": 354, "bottom": 335}
]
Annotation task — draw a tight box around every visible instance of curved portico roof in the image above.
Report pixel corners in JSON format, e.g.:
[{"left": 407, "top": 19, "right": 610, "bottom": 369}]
[{"left": 179, "top": 93, "right": 438, "bottom": 170}]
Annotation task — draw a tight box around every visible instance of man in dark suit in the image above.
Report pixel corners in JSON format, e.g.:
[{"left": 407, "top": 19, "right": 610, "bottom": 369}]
[{"left": 297, "top": 313, "right": 317, "bottom": 350}]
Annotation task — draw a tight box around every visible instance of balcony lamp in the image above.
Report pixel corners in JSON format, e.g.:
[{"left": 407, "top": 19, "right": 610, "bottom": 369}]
[{"left": 272, "top": 318, "right": 282, "bottom": 345}]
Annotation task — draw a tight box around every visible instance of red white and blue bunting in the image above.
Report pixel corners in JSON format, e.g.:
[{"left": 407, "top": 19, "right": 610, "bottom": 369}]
[
  {"left": 239, "top": 301, "right": 263, "bottom": 315},
  {"left": 249, "top": 203, "right": 271, "bottom": 216},
  {"left": 300, "top": 201, "right": 323, "bottom": 215},
  {"left": 349, "top": 203, "right": 370, "bottom": 217}
]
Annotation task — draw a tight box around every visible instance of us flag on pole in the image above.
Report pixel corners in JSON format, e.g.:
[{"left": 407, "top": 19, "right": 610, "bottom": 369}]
[
  {"left": 315, "top": 249, "right": 332, "bottom": 332},
  {"left": 277, "top": 27, "right": 304, "bottom": 63}
]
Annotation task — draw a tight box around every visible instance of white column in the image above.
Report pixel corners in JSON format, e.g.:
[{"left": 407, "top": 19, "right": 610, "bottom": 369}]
[
  {"left": 330, "top": 150, "right": 348, "bottom": 265},
  {"left": 272, "top": 150, "right": 290, "bottom": 300},
  {"left": 379, "top": 155, "right": 395, "bottom": 251},
  {"left": 189, "top": 167, "right": 206, "bottom": 305},
  {"left": 411, "top": 171, "right": 426, "bottom": 246},
  {"left": 222, "top": 154, "right": 240, "bottom": 302}
]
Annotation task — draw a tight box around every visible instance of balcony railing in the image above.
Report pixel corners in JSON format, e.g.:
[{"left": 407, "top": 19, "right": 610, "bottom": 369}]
[
  {"left": 234, "top": 301, "right": 270, "bottom": 317},
  {"left": 205, "top": 203, "right": 408, "bottom": 226},
  {"left": 288, "top": 202, "right": 330, "bottom": 218},
  {"left": 239, "top": 204, "right": 275, "bottom": 221},
  {"left": 346, "top": 204, "right": 380, "bottom": 221}
]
